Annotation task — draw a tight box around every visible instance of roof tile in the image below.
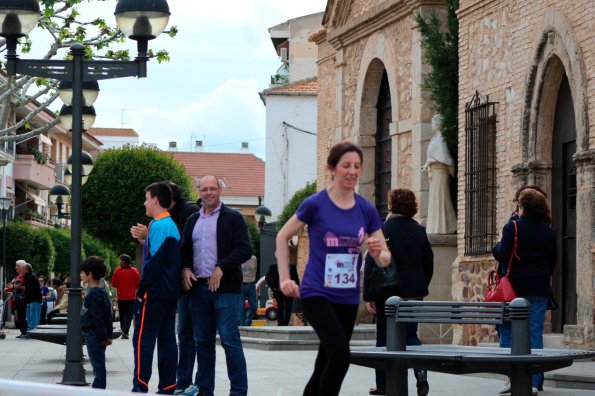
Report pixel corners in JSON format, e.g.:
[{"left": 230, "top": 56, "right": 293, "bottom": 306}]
[
  {"left": 87, "top": 128, "right": 139, "bottom": 137},
  {"left": 261, "top": 78, "right": 317, "bottom": 96},
  {"left": 171, "top": 152, "right": 264, "bottom": 197}
]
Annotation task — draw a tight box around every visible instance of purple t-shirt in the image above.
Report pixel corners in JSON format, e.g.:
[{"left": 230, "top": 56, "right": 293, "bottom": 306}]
[{"left": 296, "top": 189, "right": 383, "bottom": 304}]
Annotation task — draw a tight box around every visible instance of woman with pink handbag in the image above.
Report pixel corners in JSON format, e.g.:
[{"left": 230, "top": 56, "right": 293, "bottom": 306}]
[{"left": 492, "top": 188, "right": 556, "bottom": 396}]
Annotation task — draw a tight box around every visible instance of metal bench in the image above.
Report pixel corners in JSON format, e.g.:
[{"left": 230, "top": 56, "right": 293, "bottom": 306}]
[
  {"left": 350, "top": 297, "right": 595, "bottom": 396},
  {"left": 47, "top": 312, "right": 68, "bottom": 325},
  {"left": 28, "top": 325, "right": 122, "bottom": 345}
]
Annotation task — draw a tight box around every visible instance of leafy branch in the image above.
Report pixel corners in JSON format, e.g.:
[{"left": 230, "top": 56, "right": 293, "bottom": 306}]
[
  {"left": 0, "top": 0, "right": 177, "bottom": 143},
  {"left": 414, "top": 0, "right": 459, "bottom": 160}
]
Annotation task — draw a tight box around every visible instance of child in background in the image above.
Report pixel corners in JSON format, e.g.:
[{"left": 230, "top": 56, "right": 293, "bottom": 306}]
[{"left": 80, "top": 256, "right": 113, "bottom": 389}]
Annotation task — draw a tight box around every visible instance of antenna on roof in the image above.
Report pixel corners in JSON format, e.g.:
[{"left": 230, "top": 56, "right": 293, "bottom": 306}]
[{"left": 121, "top": 106, "right": 137, "bottom": 127}]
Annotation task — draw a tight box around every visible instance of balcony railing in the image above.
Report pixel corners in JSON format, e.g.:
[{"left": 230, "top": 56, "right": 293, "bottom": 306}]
[
  {"left": 0, "top": 140, "right": 15, "bottom": 165},
  {"left": 13, "top": 154, "right": 56, "bottom": 190},
  {"left": 270, "top": 74, "right": 289, "bottom": 85},
  {"left": 0, "top": 140, "right": 15, "bottom": 155},
  {"left": 55, "top": 160, "right": 65, "bottom": 183}
]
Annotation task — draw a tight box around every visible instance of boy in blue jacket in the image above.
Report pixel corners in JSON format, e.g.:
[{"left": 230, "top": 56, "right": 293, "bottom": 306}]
[
  {"left": 80, "top": 256, "right": 113, "bottom": 389},
  {"left": 132, "top": 181, "right": 181, "bottom": 394}
]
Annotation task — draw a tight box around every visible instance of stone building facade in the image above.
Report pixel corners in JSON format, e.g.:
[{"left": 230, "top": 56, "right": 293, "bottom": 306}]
[
  {"left": 311, "top": 0, "right": 454, "bottom": 341},
  {"left": 312, "top": 0, "right": 595, "bottom": 348},
  {"left": 312, "top": 0, "right": 445, "bottom": 223},
  {"left": 456, "top": 0, "right": 595, "bottom": 348}
]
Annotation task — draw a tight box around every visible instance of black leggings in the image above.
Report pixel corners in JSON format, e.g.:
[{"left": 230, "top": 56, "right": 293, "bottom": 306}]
[{"left": 301, "top": 297, "right": 358, "bottom": 396}]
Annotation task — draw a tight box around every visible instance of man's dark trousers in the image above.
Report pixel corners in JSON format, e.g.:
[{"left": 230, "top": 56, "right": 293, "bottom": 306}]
[
  {"left": 118, "top": 299, "right": 134, "bottom": 336},
  {"left": 176, "top": 293, "right": 196, "bottom": 391},
  {"left": 132, "top": 298, "right": 178, "bottom": 394},
  {"left": 15, "top": 300, "right": 27, "bottom": 335}
]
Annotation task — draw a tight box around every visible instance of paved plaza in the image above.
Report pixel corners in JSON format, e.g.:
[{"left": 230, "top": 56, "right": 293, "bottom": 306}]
[{"left": 0, "top": 326, "right": 594, "bottom": 395}]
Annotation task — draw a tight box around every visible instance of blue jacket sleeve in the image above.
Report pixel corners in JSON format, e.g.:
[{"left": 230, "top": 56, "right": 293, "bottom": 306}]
[{"left": 493, "top": 221, "right": 514, "bottom": 264}]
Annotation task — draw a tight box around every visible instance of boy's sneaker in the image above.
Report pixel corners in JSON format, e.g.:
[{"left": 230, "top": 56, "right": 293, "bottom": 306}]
[
  {"left": 121, "top": 333, "right": 129, "bottom": 339},
  {"left": 178, "top": 385, "right": 200, "bottom": 396},
  {"left": 499, "top": 380, "right": 511, "bottom": 394},
  {"left": 415, "top": 370, "right": 429, "bottom": 396}
]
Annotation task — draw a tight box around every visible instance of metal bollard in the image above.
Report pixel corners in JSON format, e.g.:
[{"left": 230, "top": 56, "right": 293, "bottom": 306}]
[
  {"left": 385, "top": 296, "right": 402, "bottom": 351},
  {"left": 384, "top": 296, "right": 408, "bottom": 396},
  {"left": 509, "top": 297, "right": 532, "bottom": 396}
]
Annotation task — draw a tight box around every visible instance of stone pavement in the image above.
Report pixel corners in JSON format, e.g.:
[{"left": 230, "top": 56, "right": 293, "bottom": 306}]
[{"left": 0, "top": 326, "right": 594, "bottom": 395}]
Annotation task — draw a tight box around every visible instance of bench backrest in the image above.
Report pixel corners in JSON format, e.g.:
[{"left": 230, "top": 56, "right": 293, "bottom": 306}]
[
  {"left": 386, "top": 300, "right": 507, "bottom": 325},
  {"left": 384, "top": 297, "right": 531, "bottom": 355}
]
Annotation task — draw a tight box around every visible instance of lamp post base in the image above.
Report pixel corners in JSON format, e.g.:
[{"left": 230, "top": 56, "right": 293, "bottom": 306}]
[{"left": 60, "top": 361, "right": 87, "bottom": 386}]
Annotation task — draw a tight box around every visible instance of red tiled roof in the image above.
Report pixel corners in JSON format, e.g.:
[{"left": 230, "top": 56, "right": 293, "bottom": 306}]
[
  {"left": 308, "top": 27, "right": 327, "bottom": 42},
  {"left": 261, "top": 78, "right": 317, "bottom": 96},
  {"left": 87, "top": 128, "right": 139, "bottom": 137},
  {"left": 171, "top": 152, "right": 264, "bottom": 197}
]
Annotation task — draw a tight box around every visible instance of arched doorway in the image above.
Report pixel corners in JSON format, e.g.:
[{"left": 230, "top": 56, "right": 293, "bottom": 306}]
[
  {"left": 550, "top": 74, "right": 577, "bottom": 332},
  {"left": 375, "top": 70, "right": 392, "bottom": 217}
]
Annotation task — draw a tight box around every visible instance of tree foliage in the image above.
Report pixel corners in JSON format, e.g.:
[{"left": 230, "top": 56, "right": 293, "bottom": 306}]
[
  {"left": 81, "top": 145, "right": 195, "bottom": 256},
  {"left": 83, "top": 231, "right": 118, "bottom": 275},
  {"left": 5, "top": 220, "right": 55, "bottom": 276},
  {"left": 0, "top": 0, "right": 177, "bottom": 143},
  {"left": 414, "top": 0, "right": 459, "bottom": 159},
  {"left": 245, "top": 218, "right": 260, "bottom": 261},
  {"left": 43, "top": 227, "right": 71, "bottom": 276},
  {"left": 276, "top": 181, "right": 317, "bottom": 230},
  {"left": 7, "top": 224, "right": 118, "bottom": 278}
]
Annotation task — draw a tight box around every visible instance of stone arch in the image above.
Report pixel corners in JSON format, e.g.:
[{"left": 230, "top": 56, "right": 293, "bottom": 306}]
[
  {"left": 353, "top": 31, "right": 399, "bottom": 201},
  {"left": 521, "top": 11, "right": 589, "bottom": 164}
]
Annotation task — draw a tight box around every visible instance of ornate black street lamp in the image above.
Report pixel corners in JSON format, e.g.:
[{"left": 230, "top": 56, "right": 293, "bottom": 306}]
[
  {"left": 0, "top": 196, "right": 11, "bottom": 302},
  {"left": 254, "top": 205, "right": 272, "bottom": 229},
  {"left": 49, "top": 184, "right": 71, "bottom": 220},
  {"left": 0, "top": 0, "right": 170, "bottom": 385}
]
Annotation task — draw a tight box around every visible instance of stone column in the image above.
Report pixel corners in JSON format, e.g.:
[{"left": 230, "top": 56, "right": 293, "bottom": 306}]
[
  {"left": 564, "top": 150, "right": 595, "bottom": 347},
  {"left": 419, "top": 234, "right": 456, "bottom": 344}
]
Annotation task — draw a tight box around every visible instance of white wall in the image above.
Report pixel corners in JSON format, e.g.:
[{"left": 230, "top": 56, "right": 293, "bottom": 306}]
[
  {"left": 264, "top": 95, "right": 317, "bottom": 220},
  {"left": 287, "top": 13, "right": 322, "bottom": 83},
  {"left": 95, "top": 136, "right": 138, "bottom": 150}
]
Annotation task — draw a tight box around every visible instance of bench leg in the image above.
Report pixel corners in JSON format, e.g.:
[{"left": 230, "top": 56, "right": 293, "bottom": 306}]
[
  {"left": 385, "top": 361, "right": 408, "bottom": 396},
  {"left": 510, "top": 367, "right": 532, "bottom": 396}
]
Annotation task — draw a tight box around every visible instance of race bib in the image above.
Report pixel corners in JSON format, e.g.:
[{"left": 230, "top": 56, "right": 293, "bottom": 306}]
[{"left": 324, "top": 253, "right": 358, "bottom": 289}]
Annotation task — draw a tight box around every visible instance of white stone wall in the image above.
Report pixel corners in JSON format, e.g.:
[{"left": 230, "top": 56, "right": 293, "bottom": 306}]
[
  {"left": 263, "top": 95, "right": 317, "bottom": 220},
  {"left": 288, "top": 13, "right": 323, "bottom": 83}
]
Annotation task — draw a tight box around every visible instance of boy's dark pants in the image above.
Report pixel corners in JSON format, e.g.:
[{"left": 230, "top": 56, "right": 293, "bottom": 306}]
[
  {"left": 84, "top": 332, "right": 107, "bottom": 389},
  {"left": 132, "top": 298, "right": 178, "bottom": 394}
]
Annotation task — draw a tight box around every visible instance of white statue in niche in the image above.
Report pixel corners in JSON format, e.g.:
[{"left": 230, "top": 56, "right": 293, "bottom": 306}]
[{"left": 421, "top": 114, "right": 457, "bottom": 234}]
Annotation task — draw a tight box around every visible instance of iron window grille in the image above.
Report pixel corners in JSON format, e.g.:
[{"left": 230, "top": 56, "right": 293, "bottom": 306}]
[{"left": 464, "top": 91, "right": 498, "bottom": 256}]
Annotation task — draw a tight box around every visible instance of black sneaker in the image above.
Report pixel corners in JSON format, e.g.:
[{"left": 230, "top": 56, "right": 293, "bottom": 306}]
[
  {"left": 415, "top": 370, "right": 429, "bottom": 396},
  {"left": 369, "top": 388, "right": 386, "bottom": 395}
]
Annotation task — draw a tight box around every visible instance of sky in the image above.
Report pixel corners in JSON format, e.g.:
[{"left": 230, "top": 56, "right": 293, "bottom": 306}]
[{"left": 28, "top": 0, "right": 328, "bottom": 159}]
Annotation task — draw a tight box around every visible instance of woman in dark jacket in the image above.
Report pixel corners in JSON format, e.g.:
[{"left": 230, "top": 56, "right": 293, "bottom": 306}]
[
  {"left": 493, "top": 188, "right": 556, "bottom": 395},
  {"left": 363, "top": 189, "right": 433, "bottom": 396}
]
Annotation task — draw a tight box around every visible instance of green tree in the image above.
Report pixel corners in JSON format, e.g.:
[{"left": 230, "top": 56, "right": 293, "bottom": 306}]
[
  {"left": 83, "top": 232, "right": 118, "bottom": 275},
  {"left": 277, "top": 181, "right": 317, "bottom": 230},
  {"left": 6, "top": 221, "right": 55, "bottom": 276},
  {"left": 43, "top": 227, "right": 71, "bottom": 276},
  {"left": 81, "top": 145, "right": 194, "bottom": 256},
  {"left": 0, "top": 0, "right": 177, "bottom": 144},
  {"left": 245, "top": 218, "right": 260, "bottom": 262},
  {"left": 414, "top": 0, "right": 459, "bottom": 159}
]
